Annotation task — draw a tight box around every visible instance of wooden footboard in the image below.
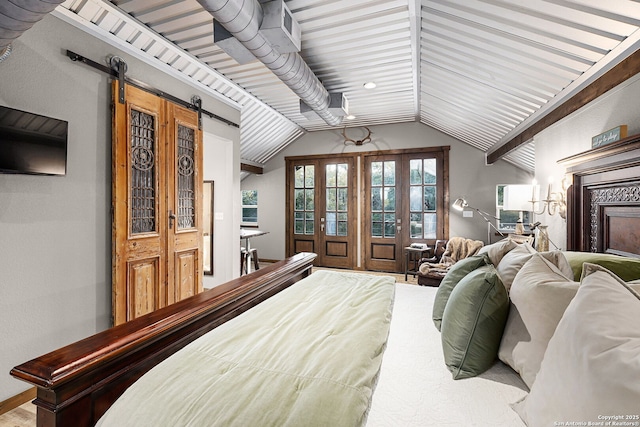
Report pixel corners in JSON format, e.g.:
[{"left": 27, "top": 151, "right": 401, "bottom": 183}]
[{"left": 10, "top": 252, "right": 317, "bottom": 427}]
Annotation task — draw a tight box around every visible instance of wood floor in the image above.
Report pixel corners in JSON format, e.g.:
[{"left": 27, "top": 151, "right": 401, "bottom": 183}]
[{"left": 0, "top": 402, "right": 35, "bottom": 427}]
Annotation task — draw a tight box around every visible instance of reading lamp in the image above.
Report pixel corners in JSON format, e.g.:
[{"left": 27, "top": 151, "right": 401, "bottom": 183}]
[{"left": 452, "top": 197, "right": 504, "bottom": 244}]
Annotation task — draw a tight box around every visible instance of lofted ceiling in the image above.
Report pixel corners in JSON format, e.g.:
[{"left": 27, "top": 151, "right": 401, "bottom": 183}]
[{"left": 53, "top": 0, "right": 640, "bottom": 173}]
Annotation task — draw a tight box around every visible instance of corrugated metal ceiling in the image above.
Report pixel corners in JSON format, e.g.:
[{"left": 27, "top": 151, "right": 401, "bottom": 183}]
[{"left": 54, "top": 0, "right": 640, "bottom": 172}]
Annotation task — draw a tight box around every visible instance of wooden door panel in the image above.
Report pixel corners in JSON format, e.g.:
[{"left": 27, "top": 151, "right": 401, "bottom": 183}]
[
  {"left": 325, "top": 240, "right": 348, "bottom": 257},
  {"left": 294, "top": 238, "right": 315, "bottom": 253},
  {"left": 174, "top": 250, "right": 198, "bottom": 302},
  {"left": 127, "top": 258, "right": 160, "bottom": 319},
  {"left": 370, "top": 243, "right": 396, "bottom": 260}
]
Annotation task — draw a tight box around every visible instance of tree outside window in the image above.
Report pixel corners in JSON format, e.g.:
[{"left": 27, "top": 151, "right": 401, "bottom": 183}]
[{"left": 242, "top": 190, "right": 258, "bottom": 225}]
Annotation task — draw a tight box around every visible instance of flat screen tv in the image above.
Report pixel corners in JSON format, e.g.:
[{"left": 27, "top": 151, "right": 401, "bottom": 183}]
[{"left": 0, "top": 105, "right": 68, "bottom": 176}]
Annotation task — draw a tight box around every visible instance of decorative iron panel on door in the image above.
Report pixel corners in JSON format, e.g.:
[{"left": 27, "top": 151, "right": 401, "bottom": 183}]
[
  {"left": 177, "top": 124, "right": 195, "bottom": 230},
  {"left": 130, "top": 109, "right": 157, "bottom": 235}
]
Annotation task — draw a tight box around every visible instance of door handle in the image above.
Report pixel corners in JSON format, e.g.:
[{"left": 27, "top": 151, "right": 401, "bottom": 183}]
[{"left": 169, "top": 210, "right": 176, "bottom": 229}]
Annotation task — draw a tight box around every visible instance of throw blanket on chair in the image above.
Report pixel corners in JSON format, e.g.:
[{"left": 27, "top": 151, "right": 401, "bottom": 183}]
[{"left": 419, "top": 237, "right": 484, "bottom": 275}]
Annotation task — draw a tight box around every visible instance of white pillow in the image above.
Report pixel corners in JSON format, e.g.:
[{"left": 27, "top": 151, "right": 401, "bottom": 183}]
[
  {"left": 498, "top": 253, "right": 578, "bottom": 388},
  {"left": 478, "top": 238, "right": 518, "bottom": 266},
  {"left": 537, "top": 251, "right": 573, "bottom": 280},
  {"left": 513, "top": 263, "right": 640, "bottom": 426},
  {"left": 495, "top": 243, "right": 536, "bottom": 291}
]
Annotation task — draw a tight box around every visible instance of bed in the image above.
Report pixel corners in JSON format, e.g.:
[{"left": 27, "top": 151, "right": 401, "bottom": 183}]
[{"left": 11, "top": 137, "right": 640, "bottom": 426}]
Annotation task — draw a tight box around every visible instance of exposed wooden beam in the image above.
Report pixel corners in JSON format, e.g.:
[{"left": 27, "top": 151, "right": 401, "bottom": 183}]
[
  {"left": 487, "top": 48, "right": 640, "bottom": 164},
  {"left": 241, "top": 163, "right": 263, "bottom": 175}
]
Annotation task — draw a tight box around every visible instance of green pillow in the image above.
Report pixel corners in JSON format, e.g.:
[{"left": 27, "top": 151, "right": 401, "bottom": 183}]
[
  {"left": 432, "top": 253, "right": 490, "bottom": 331},
  {"left": 440, "top": 264, "right": 510, "bottom": 380},
  {"left": 563, "top": 251, "right": 640, "bottom": 282}
]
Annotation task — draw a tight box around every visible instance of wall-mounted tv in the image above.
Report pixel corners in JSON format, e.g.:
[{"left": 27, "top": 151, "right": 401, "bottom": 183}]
[{"left": 0, "top": 105, "right": 68, "bottom": 176}]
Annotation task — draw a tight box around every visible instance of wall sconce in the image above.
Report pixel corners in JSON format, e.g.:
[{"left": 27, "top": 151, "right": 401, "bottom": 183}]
[{"left": 530, "top": 177, "right": 567, "bottom": 219}]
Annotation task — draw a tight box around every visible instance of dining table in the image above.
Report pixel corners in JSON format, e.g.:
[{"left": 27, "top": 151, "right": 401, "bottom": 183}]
[{"left": 240, "top": 228, "right": 269, "bottom": 274}]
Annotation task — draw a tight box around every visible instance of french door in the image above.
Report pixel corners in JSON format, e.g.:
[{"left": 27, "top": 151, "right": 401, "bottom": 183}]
[
  {"left": 112, "top": 83, "right": 203, "bottom": 325},
  {"left": 287, "top": 147, "right": 448, "bottom": 272},
  {"left": 363, "top": 151, "right": 447, "bottom": 272},
  {"left": 286, "top": 156, "right": 357, "bottom": 268}
]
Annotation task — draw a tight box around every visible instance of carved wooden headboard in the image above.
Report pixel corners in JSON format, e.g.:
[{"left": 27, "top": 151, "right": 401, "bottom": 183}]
[{"left": 560, "top": 136, "right": 640, "bottom": 257}]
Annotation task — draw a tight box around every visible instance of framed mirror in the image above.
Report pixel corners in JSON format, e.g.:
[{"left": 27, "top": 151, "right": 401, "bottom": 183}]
[{"left": 203, "top": 181, "right": 214, "bottom": 275}]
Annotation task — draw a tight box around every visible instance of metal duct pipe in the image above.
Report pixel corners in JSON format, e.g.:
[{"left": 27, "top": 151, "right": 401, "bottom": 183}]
[
  {"left": 0, "top": 0, "right": 66, "bottom": 62},
  {"left": 196, "top": 0, "right": 342, "bottom": 127}
]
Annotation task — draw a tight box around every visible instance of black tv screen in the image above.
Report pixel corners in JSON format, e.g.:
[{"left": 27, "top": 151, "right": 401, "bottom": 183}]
[{"left": 0, "top": 105, "right": 68, "bottom": 176}]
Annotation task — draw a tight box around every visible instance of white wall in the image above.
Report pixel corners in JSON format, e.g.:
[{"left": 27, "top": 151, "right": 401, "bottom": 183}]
[
  {"left": 533, "top": 73, "right": 640, "bottom": 249},
  {"left": 203, "top": 133, "right": 241, "bottom": 288},
  {"left": 242, "top": 121, "right": 532, "bottom": 261},
  {"left": 0, "top": 15, "right": 240, "bottom": 401}
]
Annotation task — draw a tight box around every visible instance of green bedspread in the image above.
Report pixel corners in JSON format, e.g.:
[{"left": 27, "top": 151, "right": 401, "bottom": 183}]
[{"left": 97, "top": 270, "right": 395, "bottom": 427}]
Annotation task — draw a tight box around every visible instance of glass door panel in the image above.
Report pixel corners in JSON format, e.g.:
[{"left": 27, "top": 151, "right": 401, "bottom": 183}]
[
  {"left": 325, "top": 163, "right": 348, "bottom": 237},
  {"left": 365, "top": 157, "right": 402, "bottom": 272},
  {"left": 409, "top": 158, "right": 437, "bottom": 239},
  {"left": 293, "top": 165, "right": 315, "bottom": 236}
]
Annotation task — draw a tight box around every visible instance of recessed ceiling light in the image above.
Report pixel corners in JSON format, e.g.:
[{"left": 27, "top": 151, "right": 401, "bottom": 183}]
[
  {"left": 363, "top": 82, "right": 377, "bottom": 89},
  {"left": 345, "top": 114, "right": 356, "bottom": 120}
]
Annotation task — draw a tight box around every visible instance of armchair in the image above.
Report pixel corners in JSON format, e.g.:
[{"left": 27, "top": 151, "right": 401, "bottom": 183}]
[{"left": 417, "top": 237, "right": 484, "bottom": 286}]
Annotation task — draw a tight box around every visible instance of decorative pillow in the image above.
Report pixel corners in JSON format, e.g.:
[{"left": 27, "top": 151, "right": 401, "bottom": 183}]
[
  {"left": 494, "top": 243, "right": 536, "bottom": 292},
  {"left": 432, "top": 253, "right": 490, "bottom": 331},
  {"left": 563, "top": 251, "right": 640, "bottom": 281},
  {"left": 478, "top": 238, "right": 518, "bottom": 266},
  {"left": 536, "top": 250, "right": 574, "bottom": 280},
  {"left": 498, "top": 253, "right": 579, "bottom": 388},
  {"left": 440, "top": 265, "right": 509, "bottom": 379},
  {"left": 513, "top": 263, "right": 640, "bottom": 426}
]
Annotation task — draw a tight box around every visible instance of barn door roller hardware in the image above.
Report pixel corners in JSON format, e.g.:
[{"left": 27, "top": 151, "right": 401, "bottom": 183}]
[
  {"left": 66, "top": 50, "right": 238, "bottom": 129},
  {"left": 109, "top": 56, "right": 127, "bottom": 104}
]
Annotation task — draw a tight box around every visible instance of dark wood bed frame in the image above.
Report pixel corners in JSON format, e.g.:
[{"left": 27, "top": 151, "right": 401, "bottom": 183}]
[
  {"left": 11, "top": 252, "right": 316, "bottom": 427},
  {"left": 10, "top": 137, "right": 640, "bottom": 427}
]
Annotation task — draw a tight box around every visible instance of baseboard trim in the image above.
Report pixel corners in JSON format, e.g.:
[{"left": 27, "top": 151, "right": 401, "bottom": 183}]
[{"left": 0, "top": 387, "right": 36, "bottom": 416}]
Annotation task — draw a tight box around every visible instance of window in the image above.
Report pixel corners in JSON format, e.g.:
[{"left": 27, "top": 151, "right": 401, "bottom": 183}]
[
  {"left": 409, "top": 158, "right": 437, "bottom": 239},
  {"left": 496, "top": 184, "right": 531, "bottom": 233},
  {"left": 293, "top": 165, "right": 315, "bottom": 234},
  {"left": 241, "top": 190, "right": 258, "bottom": 225}
]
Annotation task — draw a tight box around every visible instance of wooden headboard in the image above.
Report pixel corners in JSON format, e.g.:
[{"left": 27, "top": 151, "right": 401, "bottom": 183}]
[
  {"left": 560, "top": 136, "right": 640, "bottom": 258},
  {"left": 11, "top": 252, "right": 317, "bottom": 427}
]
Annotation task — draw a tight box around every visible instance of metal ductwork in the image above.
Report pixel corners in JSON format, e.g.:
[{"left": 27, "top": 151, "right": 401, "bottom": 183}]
[
  {"left": 196, "top": 0, "right": 343, "bottom": 127},
  {"left": 0, "top": 0, "right": 66, "bottom": 63}
]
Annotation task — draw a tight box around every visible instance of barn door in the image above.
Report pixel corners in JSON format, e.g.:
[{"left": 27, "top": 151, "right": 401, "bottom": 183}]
[
  {"left": 112, "top": 83, "right": 202, "bottom": 326},
  {"left": 166, "top": 103, "right": 203, "bottom": 305}
]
